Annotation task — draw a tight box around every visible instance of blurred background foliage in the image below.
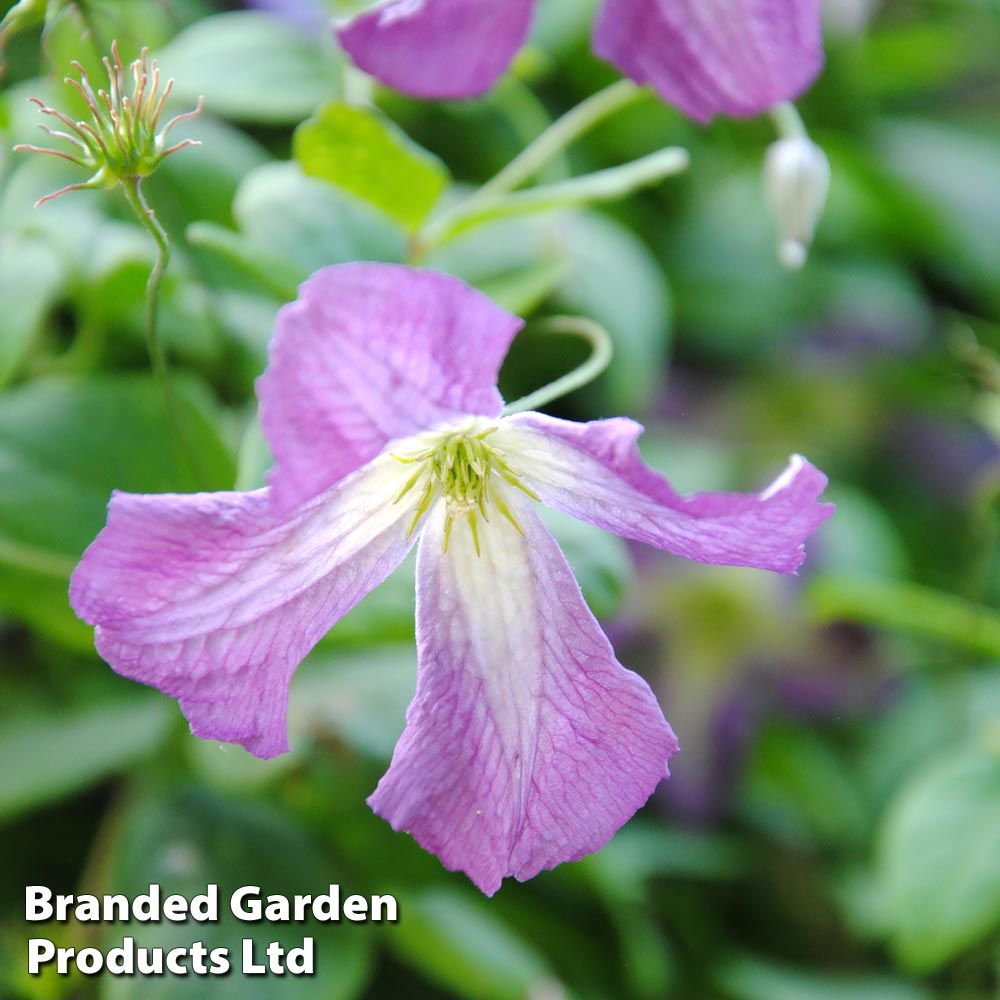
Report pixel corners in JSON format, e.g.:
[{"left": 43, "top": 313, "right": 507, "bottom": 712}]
[{"left": 1, "top": 0, "right": 1000, "bottom": 997}]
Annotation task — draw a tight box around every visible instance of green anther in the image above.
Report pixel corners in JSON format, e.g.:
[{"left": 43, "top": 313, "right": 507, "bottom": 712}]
[
  {"left": 392, "top": 422, "right": 538, "bottom": 554},
  {"left": 406, "top": 478, "right": 436, "bottom": 538},
  {"left": 498, "top": 469, "right": 541, "bottom": 502},
  {"left": 490, "top": 491, "right": 526, "bottom": 537},
  {"left": 393, "top": 466, "right": 425, "bottom": 504},
  {"left": 468, "top": 512, "right": 481, "bottom": 557}
]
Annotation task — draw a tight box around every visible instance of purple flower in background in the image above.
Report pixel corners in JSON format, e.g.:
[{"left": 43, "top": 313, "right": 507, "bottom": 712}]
[
  {"left": 246, "top": 0, "right": 326, "bottom": 32},
  {"left": 337, "top": 0, "right": 823, "bottom": 122},
  {"left": 70, "top": 263, "right": 831, "bottom": 894}
]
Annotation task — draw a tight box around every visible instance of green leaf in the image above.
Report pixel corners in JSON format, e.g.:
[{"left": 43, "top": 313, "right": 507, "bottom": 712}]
[
  {"left": 388, "top": 888, "right": 555, "bottom": 1000},
  {"left": 0, "top": 699, "right": 172, "bottom": 822},
  {"left": 741, "top": 722, "right": 869, "bottom": 849},
  {"left": 155, "top": 12, "right": 340, "bottom": 124},
  {"left": 860, "top": 668, "right": 1000, "bottom": 805},
  {"left": 294, "top": 101, "right": 448, "bottom": 231},
  {"left": 718, "top": 954, "right": 932, "bottom": 1000},
  {"left": 0, "top": 375, "right": 234, "bottom": 646},
  {"left": 879, "top": 119, "right": 1000, "bottom": 307},
  {"left": 555, "top": 212, "right": 670, "bottom": 413},
  {"left": 880, "top": 748, "right": 1000, "bottom": 972},
  {"left": 0, "top": 235, "right": 64, "bottom": 387},
  {"left": 233, "top": 162, "right": 406, "bottom": 281},
  {"left": 103, "top": 787, "right": 374, "bottom": 1000},
  {"left": 539, "top": 506, "right": 631, "bottom": 620},
  {"left": 582, "top": 824, "right": 743, "bottom": 904},
  {"left": 151, "top": 112, "right": 272, "bottom": 228},
  {"left": 290, "top": 647, "right": 417, "bottom": 761},
  {"left": 807, "top": 574, "right": 1000, "bottom": 657},
  {"left": 810, "top": 486, "right": 911, "bottom": 580},
  {"left": 187, "top": 221, "right": 300, "bottom": 302},
  {"left": 423, "top": 214, "right": 569, "bottom": 314},
  {"left": 321, "top": 553, "right": 417, "bottom": 649}
]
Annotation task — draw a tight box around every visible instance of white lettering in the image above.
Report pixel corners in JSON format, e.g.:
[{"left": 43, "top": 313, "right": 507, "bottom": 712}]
[
  {"left": 25, "top": 887, "right": 52, "bottom": 922},
  {"left": 27, "top": 939, "right": 55, "bottom": 973},
  {"left": 132, "top": 885, "right": 160, "bottom": 921},
  {"left": 190, "top": 886, "right": 218, "bottom": 922},
  {"left": 371, "top": 895, "right": 398, "bottom": 922},
  {"left": 286, "top": 937, "right": 314, "bottom": 974},
  {"left": 76, "top": 948, "right": 103, "bottom": 974},
  {"left": 231, "top": 886, "right": 261, "bottom": 921},
  {"left": 165, "top": 947, "right": 189, "bottom": 975},
  {"left": 242, "top": 937, "right": 266, "bottom": 974},
  {"left": 313, "top": 886, "right": 339, "bottom": 921},
  {"left": 343, "top": 895, "right": 368, "bottom": 922}
]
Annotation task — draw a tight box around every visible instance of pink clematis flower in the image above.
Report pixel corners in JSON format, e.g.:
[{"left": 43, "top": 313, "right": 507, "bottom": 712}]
[
  {"left": 337, "top": 0, "right": 823, "bottom": 122},
  {"left": 70, "top": 263, "right": 832, "bottom": 895}
]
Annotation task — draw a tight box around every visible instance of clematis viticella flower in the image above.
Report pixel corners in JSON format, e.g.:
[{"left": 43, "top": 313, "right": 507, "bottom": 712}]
[
  {"left": 70, "top": 262, "right": 832, "bottom": 895},
  {"left": 337, "top": 0, "right": 823, "bottom": 122}
]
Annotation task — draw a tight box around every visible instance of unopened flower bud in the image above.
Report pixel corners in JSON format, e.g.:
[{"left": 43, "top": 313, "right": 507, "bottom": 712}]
[
  {"left": 14, "top": 41, "right": 202, "bottom": 206},
  {"left": 764, "top": 135, "right": 830, "bottom": 270}
]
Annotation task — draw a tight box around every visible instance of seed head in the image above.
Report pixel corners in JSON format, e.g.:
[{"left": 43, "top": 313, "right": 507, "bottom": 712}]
[{"left": 14, "top": 41, "right": 203, "bottom": 206}]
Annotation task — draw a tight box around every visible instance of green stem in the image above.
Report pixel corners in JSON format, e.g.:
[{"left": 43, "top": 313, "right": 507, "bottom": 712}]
[
  {"left": 414, "top": 80, "right": 646, "bottom": 259},
  {"left": 481, "top": 79, "right": 644, "bottom": 199},
  {"left": 0, "top": 534, "right": 77, "bottom": 578},
  {"left": 420, "top": 146, "right": 689, "bottom": 251},
  {"left": 121, "top": 178, "right": 205, "bottom": 486},
  {"left": 769, "top": 101, "right": 807, "bottom": 141},
  {"left": 807, "top": 574, "right": 1000, "bottom": 659},
  {"left": 503, "top": 315, "right": 613, "bottom": 416}
]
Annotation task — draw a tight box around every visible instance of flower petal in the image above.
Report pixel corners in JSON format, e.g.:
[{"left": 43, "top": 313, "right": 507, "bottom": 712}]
[
  {"left": 336, "top": 0, "right": 536, "bottom": 99},
  {"left": 592, "top": 0, "right": 823, "bottom": 123},
  {"left": 496, "top": 413, "right": 832, "bottom": 574},
  {"left": 69, "top": 454, "right": 421, "bottom": 758},
  {"left": 369, "top": 490, "right": 678, "bottom": 895},
  {"left": 259, "top": 263, "right": 523, "bottom": 513}
]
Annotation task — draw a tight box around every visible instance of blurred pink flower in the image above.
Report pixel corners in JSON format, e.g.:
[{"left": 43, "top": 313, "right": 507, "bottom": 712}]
[
  {"left": 70, "top": 263, "right": 831, "bottom": 894},
  {"left": 337, "top": 0, "right": 823, "bottom": 121}
]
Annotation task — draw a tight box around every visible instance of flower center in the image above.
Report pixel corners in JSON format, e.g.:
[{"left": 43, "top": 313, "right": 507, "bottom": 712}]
[{"left": 392, "top": 421, "right": 538, "bottom": 555}]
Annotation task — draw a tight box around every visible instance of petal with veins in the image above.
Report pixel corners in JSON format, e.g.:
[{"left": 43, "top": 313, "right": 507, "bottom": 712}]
[
  {"left": 496, "top": 412, "right": 833, "bottom": 574},
  {"left": 337, "top": 0, "right": 536, "bottom": 100},
  {"left": 69, "top": 452, "right": 422, "bottom": 758},
  {"left": 370, "top": 488, "right": 678, "bottom": 895},
  {"left": 592, "top": 0, "right": 823, "bottom": 122},
  {"left": 259, "top": 263, "right": 523, "bottom": 512}
]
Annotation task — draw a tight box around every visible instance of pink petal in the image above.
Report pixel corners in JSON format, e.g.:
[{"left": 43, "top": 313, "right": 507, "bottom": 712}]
[
  {"left": 370, "top": 490, "right": 678, "bottom": 896},
  {"left": 336, "top": 0, "right": 536, "bottom": 99},
  {"left": 259, "top": 263, "right": 523, "bottom": 513},
  {"left": 592, "top": 0, "right": 823, "bottom": 123},
  {"left": 69, "top": 455, "right": 422, "bottom": 758},
  {"left": 497, "top": 413, "right": 832, "bottom": 574}
]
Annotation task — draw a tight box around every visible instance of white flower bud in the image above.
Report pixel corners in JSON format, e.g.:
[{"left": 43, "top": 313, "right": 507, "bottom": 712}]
[{"left": 764, "top": 136, "right": 831, "bottom": 270}]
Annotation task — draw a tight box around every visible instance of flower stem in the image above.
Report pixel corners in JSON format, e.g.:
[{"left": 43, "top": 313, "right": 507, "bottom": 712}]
[
  {"left": 0, "top": 533, "right": 77, "bottom": 578},
  {"left": 120, "top": 178, "right": 205, "bottom": 486},
  {"left": 770, "top": 101, "right": 807, "bottom": 141},
  {"left": 502, "top": 315, "right": 613, "bottom": 416},
  {"left": 480, "top": 78, "right": 644, "bottom": 199},
  {"left": 413, "top": 80, "right": 646, "bottom": 259},
  {"left": 420, "top": 146, "right": 688, "bottom": 251}
]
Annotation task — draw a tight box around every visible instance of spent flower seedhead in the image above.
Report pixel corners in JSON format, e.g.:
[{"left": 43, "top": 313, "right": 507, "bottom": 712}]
[{"left": 14, "top": 41, "right": 203, "bottom": 206}]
